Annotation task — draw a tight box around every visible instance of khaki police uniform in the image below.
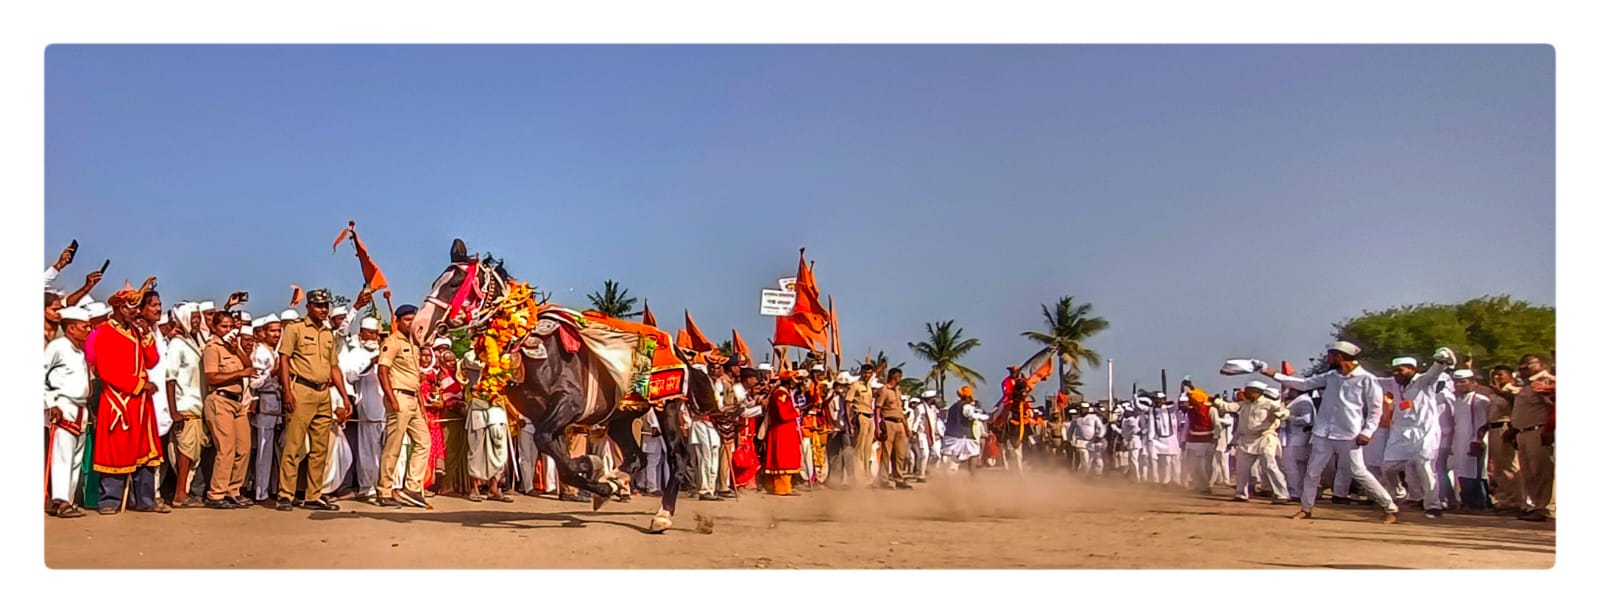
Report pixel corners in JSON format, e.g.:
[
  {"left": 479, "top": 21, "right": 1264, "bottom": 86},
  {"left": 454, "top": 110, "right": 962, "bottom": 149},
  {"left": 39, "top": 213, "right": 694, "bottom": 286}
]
[{"left": 276, "top": 318, "right": 339, "bottom": 502}]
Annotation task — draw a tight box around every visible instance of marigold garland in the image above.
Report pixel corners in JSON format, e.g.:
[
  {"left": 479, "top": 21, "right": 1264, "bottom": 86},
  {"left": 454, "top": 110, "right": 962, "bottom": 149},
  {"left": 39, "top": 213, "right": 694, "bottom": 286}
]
[{"left": 471, "top": 280, "right": 538, "bottom": 409}]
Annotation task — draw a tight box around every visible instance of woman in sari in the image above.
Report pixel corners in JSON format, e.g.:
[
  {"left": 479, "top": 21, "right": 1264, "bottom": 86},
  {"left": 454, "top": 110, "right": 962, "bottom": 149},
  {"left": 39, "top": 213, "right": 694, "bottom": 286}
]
[{"left": 418, "top": 345, "right": 443, "bottom": 492}]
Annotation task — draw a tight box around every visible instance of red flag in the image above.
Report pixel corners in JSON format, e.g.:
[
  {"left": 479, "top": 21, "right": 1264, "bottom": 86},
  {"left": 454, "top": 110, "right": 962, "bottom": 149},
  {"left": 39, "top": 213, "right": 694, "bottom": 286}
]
[
  {"left": 773, "top": 248, "right": 828, "bottom": 351},
  {"left": 333, "top": 221, "right": 390, "bottom": 292},
  {"left": 642, "top": 300, "right": 657, "bottom": 326},
  {"left": 683, "top": 310, "right": 716, "bottom": 353},
  {"left": 1281, "top": 360, "right": 1295, "bottom": 376},
  {"left": 289, "top": 285, "right": 304, "bottom": 307}
]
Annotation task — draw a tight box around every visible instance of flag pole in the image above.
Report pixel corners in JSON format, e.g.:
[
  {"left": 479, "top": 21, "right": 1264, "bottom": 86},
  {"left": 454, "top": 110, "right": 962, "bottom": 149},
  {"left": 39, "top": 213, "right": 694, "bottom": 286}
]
[{"left": 828, "top": 294, "right": 842, "bottom": 372}]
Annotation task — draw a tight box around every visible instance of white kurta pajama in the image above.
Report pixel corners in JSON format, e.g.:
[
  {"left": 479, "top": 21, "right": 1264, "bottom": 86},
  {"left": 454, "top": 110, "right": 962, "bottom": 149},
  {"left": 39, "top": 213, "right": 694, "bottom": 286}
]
[
  {"left": 1274, "top": 366, "right": 1398, "bottom": 514},
  {"left": 1380, "top": 363, "right": 1454, "bottom": 512},
  {"left": 45, "top": 338, "right": 91, "bottom": 506},
  {"left": 1215, "top": 397, "right": 1291, "bottom": 500},
  {"left": 1448, "top": 391, "right": 1491, "bottom": 480},
  {"left": 1148, "top": 404, "right": 1182, "bottom": 485},
  {"left": 466, "top": 399, "right": 510, "bottom": 482},
  {"left": 341, "top": 344, "right": 383, "bottom": 497},
  {"left": 1280, "top": 395, "right": 1315, "bottom": 498},
  {"left": 1068, "top": 414, "right": 1105, "bottom": 474}
]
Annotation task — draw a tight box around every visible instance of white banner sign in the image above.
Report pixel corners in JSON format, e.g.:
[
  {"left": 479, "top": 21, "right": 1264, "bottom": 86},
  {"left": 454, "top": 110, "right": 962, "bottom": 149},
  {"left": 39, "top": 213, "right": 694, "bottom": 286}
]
[
  {"left": 760, "top": 289, "right": 797, "bottom": 316},
  {"left": 777, "top": 277, "right": 797, "bottom": 292}
]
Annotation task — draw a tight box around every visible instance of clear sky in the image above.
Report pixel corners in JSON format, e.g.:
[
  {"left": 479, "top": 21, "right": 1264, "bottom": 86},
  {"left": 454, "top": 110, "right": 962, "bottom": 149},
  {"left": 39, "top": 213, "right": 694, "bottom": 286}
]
[{"left": 45, "top": 44, "right": 1554, "bottom": 401}]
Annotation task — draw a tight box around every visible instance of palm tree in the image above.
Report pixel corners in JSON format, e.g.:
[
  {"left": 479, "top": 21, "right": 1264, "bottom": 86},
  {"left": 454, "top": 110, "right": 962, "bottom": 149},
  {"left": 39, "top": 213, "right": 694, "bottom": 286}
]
[
  {"left": 1059, "top": 368, "right": 1084, "bottom": 400},
  {"left": 1021, "top": 295, "right": 1109, "bottom": 398},
  {"left": 717, "top": 340, "right": 737, "bottom": 359},
  {"left": 898, "top": 377, "right": 926, "bottom": 397},
  {"left": 585, "top": 279, "right": 641, "bottom": 319},
  {"left": 906, "top": 320, "right": 986, "bottom": 398},
  {"left": 856, "top": 350, "right": 905, "bottom": 375}
]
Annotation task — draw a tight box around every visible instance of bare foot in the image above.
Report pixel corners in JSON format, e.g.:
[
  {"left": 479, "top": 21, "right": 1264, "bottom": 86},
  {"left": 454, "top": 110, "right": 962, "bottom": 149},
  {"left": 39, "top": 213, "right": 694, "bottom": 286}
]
[
  {"left": 1382, "top": 512, "right": 1399, "bottom": 525},
  {"left": 1290, "top": 510, "right": 1311, "bottom": 520}
]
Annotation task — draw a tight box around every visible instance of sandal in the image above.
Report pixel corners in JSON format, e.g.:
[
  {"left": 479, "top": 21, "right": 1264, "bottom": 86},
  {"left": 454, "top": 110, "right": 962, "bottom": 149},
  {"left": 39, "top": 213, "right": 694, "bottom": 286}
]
[
  {"left": 488, "top": 493, "right": 515, "bottom": 503},
  {"left": 56, "top": 505, "right": 85, "bottom": 519},
  {"left": 467, "top": 492, "right": 485, "bottom": 502}
]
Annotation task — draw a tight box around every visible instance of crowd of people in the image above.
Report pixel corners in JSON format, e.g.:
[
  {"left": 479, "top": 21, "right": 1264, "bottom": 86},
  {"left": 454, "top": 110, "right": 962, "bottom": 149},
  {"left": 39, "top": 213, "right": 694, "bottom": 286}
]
[{"left": 41, "top": 243, "right": 1555, "bottom": 527}]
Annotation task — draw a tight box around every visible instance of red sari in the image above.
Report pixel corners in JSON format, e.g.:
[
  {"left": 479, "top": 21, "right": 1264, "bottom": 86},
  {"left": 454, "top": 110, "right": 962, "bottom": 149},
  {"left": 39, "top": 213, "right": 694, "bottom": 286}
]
[
  {"left": 419, "top": 367, "right": 446, "bottom": 488},
  {"left": 732, "top": 417, "right": 760, "bottom": 488},
  {"left": 86, "top": 321, "right": 163, "bottom": 474},
  {"left": 762, "top": 387, "right": 802, "bottom": 476}
]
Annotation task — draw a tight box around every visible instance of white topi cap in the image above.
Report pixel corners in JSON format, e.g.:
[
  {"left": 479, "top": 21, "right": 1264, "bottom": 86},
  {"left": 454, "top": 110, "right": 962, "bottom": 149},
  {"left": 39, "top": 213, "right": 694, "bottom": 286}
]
[
  {"left": 1262, "top": 387, "right": 1281, "bottom": 401},
  {"left": 921, "top": 390, "right": 938, "bottom": 399},
  {"left": 240, "top": 325, "right": 253, "bottom": 335},
  {"left": 199, "top": 301, "right": 216, "bottom": 312},
  {"left": 432, "top": 337, "right": 453, "bottom": 349},
  {"left": 1391, "top": 357, "right": 1418, "bottom": 368},
  {"left": 1245, "top": 381, "right": 1269, "bottom": 392},
  {"left": 1327, "top": 340, "right": 1361, "bottom": 357},
  {"left": 331, "top": 306, "right": 350, "bottom": 318},
  {"left": 360, "top": 317, "right": 380, "bottom": 332},
  {"left": 1451, "top": 369, "right": 1476, "bottom": 380},
  {"left": 84, "top": 302, "right": 111, "bottom": 319},
  {"left": 835, "top": 373, "right": 854, "bottom": 385},
  {"left": 279, "top": 309, "right": 300, "bottom": 321},
  {"left": 756, "top": 363, "right": 774, "bottom": 372},
  {"left": 238, "top": 311, "right": 252, "bottom": 322},
  {"left": 58, "top": 306, "right": 90, "bottom": 322}
]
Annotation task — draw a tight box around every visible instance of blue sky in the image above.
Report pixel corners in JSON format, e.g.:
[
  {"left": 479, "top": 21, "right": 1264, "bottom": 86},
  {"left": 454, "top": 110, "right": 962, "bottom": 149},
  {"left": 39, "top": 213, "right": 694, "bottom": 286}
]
[{"left": 44, "top": 44, "right": 1553, "bottom": 401}]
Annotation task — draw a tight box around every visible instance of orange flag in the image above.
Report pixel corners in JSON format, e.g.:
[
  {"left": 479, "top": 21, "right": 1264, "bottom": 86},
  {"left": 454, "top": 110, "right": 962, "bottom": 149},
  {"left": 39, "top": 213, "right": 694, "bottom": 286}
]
[
  {"left": 1027, "top": 355, "right": 1054, "bottom": 386},
  {"left": 332, "top": 220, "right": 390, "bottom": 292},
  {"left": 642, "top": 300, "right": 657, "bottom": 326},
  {"left": 683, "top": 310, "right": 716, "bottom": 353},
  {"left": 676, "top": 328, "right": 693, "bottom": 351},
  {"left": 773, "top": 248, "right": 828, "bottom": 351},
  {"left": 289, "top": 285, "right": 304, "bottom": 307},
  {"left": 732, "top": 329, "right": 752, "bottom": 365},
  {"left": 1281, "top": 360, "right": 1295, "bottom": 376}
]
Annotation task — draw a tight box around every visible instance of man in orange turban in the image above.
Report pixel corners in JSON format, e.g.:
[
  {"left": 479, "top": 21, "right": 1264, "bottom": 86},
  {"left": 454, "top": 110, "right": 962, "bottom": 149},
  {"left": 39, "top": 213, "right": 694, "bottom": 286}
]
[
  {"left": 89, "top": 279, "right": 168, "bottom": 513},
  {"left": 761, "top": 371, "right": 804, "bottom": 495},
  {"left": 1181, "top": 388, "right": 1223, "bottom": 494}
]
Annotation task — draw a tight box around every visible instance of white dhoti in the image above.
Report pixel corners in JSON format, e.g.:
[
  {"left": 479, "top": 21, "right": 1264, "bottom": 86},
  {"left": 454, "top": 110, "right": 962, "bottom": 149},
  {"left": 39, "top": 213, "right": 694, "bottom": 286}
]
[
  {"left": 689, "top": 420, "right": 720, "bottom": 495},
  {"left": 48, "top": 425, "right": 85, "bottom": 504},
  {"left": 1184, "top": 442, "right": 1215, "bottom": 490},
  {"left": 316, "top": 427, "right": 352, "bottom": 495},
  {"left": 467, "top": 403, "right": 511, "bottom": 482},
  {"left": 516, "top": 422, "right": 542, "bottom": 493}
]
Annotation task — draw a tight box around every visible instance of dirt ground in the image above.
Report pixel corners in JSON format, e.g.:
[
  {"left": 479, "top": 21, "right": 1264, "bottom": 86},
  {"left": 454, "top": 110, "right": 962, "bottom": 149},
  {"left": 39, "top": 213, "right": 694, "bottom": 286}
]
[{"left": 44, "top": 472, "right": 1554, "bottom": 569}]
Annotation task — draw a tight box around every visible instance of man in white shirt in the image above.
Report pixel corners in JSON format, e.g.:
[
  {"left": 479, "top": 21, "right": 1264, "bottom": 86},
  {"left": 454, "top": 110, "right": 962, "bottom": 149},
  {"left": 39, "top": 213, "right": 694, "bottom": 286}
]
[
  {"left": 45, "top": 307, "right": 94, "bottom": 518},
  {"left": 637, "top": 408, "right": 668, "bottom": 495},
  {"left": 1280, "top": 388, "right": 1316, "bottom": 499},
  {"left": 1379, "top": 351, "right": 1457, "bottom": 518},
  {"left": 1147, "top": 394, "right": 1182, "bottom": 486},
  {"left": 1448, "top": 369, "right": 1492, "bottom": 512},
  {"left": 461, "top": 351, "right": 513, "bottom": 502},
  {"left": 1259, "top": 341, "right": 1399, "bottom": 523},
  {"left": 691, "top": 367, "right": 732, "bottom": 501},
  {"left": 1213, "top": 381, "right": 1291, "bottom": 503},
  {"left": 165, "top": 303, "right": 208, "bottom": 508},
  {"left": 249, "top": 314, "right": 284, "bottom": 502},
  {"left": 341, "top": 317, "right": 385, "bottom": 500},
  {"left": 1067, "top": 408, "right": 1103, "bottom": 474},
  {"left": 1118, "top": 404, "right": 1146, "bottom": 481}
]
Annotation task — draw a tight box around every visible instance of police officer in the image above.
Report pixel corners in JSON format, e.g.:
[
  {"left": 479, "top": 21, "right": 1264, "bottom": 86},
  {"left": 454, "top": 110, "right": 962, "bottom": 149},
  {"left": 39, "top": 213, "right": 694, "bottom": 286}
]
[{"left": 274, "top": 288, "right": 355, "bottom": 511}]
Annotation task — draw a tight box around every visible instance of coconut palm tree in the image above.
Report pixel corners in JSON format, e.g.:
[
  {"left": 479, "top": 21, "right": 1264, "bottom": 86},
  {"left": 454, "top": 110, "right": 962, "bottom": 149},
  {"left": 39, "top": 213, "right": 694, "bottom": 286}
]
[
  {"left": 898, "top": 377, "right": 926, "bottom": 397},
  {"left": 717, "top": 340, "right": 737, "bottom": 359},
  {"left": 585, "top": 279, "right": 641, "bottom": 319},
  {"left": 1021, "top": 295, "right": 1109, "bottom": 397},
  {"left": 906, "top": 320, "right": 986, "bottom": 398},
  {"left": 856, "top": 350, "right": 905, "bottom": 375}
]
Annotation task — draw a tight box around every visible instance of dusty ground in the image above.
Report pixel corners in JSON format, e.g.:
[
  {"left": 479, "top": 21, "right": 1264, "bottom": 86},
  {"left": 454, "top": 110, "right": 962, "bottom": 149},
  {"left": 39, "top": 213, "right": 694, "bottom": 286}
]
[{"left": 44, "top": 472, "right": 1554, "bottom": 569}]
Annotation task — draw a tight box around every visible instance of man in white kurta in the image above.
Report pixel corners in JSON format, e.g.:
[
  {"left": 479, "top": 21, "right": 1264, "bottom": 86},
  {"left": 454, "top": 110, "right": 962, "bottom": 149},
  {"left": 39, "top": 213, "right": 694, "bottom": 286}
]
[
  {"left": 1214, "top": 381, "right": 1291, "bottom": 503},
  {"left": 1379, "top": 352, "right": 1456, "bottom": 518},
  {"left": 341, "top": 318, "right": 384, "bottom": 500},
  {"left": 1259, "top": 341, "right": 1399, "bottom": 523},
  {"left": 1067, "top": 408, "right": 1105, "bottom": 474},
  {"left": 1448, "top": 369, "right": 1492, "bottom": 512},
  {"left": 1147, "top": 395, "right": 1182, "bottom": 486},
  {"left": 1280, "top": 389, "right": 1316, "bottom": 499},
  {"left": 249, "top": 315, "right": 284, "bottom": 502},
  {"left": 1118, "top": 405, "right": 1146, "bottom": 481},
  {"left": 45, "top": 307, "right": 94, "bottom": 518}
]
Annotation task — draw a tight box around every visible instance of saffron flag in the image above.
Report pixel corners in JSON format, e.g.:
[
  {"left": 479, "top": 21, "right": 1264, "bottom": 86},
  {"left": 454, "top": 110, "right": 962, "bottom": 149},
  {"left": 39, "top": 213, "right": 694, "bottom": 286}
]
[
  {"left": 333, "top": 221, "right": 390, "bottom": 292},
  {"left": 732, "top": 329, "right": 752, "bottom": 366},
  {"left": 1281, "top": 360, "right": 1295, "bottom": 376},
  {"left": 289, "top": 285, "right": 304, "bottom": 307},
  {"left": 773, "top": 249, "right": 828, "bottom": 351},
  {"left": 683, "top": 310, "right": 716, "bottom": 353},
  {"left": 642, "top": 300, "right": 657, "bottom": 327}
]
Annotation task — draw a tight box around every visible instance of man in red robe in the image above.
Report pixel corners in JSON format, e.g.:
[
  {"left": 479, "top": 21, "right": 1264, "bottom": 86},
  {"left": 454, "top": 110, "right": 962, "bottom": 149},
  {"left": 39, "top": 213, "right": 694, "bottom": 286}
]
[
  {"left": 762, "top": 371, "right": 804, "bottom": 495},
  {"left": 88, "top": 282, "right": 168, "bottom": 514}
]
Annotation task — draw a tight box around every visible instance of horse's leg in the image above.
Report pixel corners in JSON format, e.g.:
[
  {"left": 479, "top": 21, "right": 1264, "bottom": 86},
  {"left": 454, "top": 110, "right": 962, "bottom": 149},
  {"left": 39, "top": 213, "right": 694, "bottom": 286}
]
[
  {"left": 530, "top": 428, "right": 616, "bottom": 505},
  {"left": 604, "top": 412, "right": 648, "bottom": 503}
]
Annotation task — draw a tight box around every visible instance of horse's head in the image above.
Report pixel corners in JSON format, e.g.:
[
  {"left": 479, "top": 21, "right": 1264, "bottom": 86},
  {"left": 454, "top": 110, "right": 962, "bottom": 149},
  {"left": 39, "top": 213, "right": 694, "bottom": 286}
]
[{"left": 413, "top": 238, "right": 505, "bottom": 346}]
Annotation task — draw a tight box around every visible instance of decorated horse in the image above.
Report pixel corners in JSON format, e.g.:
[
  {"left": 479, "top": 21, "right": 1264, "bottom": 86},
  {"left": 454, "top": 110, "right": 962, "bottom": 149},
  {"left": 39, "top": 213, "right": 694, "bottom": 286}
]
[
  {"left": 411, "top": 239, "right": 719, "bottom": 533},
  {"left": 989, "top": 349, "right": 1054, "bottom": 473}
]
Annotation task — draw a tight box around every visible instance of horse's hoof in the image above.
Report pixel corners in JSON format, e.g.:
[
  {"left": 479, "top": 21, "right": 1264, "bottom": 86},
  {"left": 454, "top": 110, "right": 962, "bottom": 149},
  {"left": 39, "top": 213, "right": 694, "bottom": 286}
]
[{"left": 648, "top": 512, "right": 673, "bottom": 534}]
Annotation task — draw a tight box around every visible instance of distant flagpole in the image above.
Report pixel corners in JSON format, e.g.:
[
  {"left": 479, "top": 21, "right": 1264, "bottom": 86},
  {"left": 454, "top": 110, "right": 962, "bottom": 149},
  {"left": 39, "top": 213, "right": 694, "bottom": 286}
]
[{"left": 1108, "top": 359, "right": 1115, "bottom": 406}]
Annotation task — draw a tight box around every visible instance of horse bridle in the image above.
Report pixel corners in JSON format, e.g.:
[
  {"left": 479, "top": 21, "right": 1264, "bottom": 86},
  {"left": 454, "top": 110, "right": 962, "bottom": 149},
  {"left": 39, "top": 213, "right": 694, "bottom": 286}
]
[{"left": 427, "top": 261, "right": 509, "bottom": 336}]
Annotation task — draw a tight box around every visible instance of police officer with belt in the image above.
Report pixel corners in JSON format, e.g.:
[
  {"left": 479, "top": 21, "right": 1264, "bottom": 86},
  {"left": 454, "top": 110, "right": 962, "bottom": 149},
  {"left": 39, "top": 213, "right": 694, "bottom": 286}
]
[{"left": 274, "top": 288, "right": 355, "bottom": 511}]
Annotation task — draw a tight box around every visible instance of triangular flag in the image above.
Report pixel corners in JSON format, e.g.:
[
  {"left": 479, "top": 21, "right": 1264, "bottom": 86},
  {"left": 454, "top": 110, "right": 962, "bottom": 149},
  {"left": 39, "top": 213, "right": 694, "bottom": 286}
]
[
  {"left": 683, "top": 310, "right": 716, "bottom": 353},
  {"left": 773, "top": 248, "right": 828, "bottom": 351},
  {"left": 1281, "top": 360, "right": 1295, "bottom": 376},
  {"left": 732, "top": 329, "right": 752, "bottom": 366},
  {"left": 333, "top": 221, "right": 390, "bottom": 292},
  {"left": 641, "top": 300, "right": 657, "bottom": 326},
  {"left": 289, "top": 285, "right": 304, "bottom": 307}
]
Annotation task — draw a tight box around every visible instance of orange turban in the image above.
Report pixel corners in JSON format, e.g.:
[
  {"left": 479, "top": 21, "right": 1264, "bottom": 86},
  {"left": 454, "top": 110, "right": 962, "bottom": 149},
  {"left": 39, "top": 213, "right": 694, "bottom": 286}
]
[
  {"left": 108, "top": 277, "right": 156, "bottom": 308},
  {"left": 1186, "top": 389, "right": 1210, "bottom": 406},
  {"left": 958, "top": 386, "right": 974, "bottom": 398},
  {"left": 778, "top": 370, "right": 797, "bottom": 381}
]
